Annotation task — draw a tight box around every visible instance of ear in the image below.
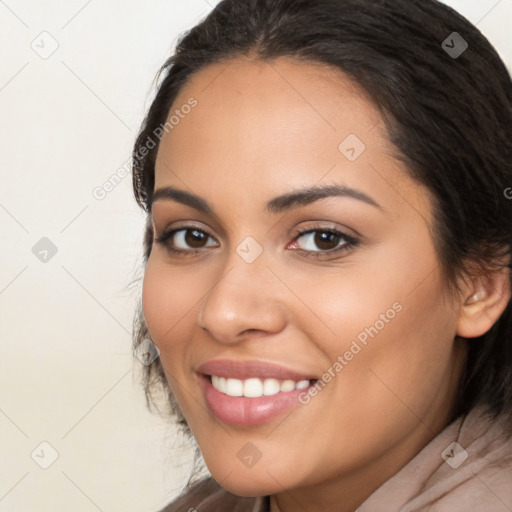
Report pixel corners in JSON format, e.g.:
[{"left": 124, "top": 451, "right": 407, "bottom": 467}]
[{"left": 456, "top": 264, "right": 511, "bottom": 339}]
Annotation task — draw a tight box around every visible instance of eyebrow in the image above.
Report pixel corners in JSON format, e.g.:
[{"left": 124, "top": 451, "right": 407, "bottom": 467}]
[{"left": 150, "top": 184, "right": 383, "bottom": 214}]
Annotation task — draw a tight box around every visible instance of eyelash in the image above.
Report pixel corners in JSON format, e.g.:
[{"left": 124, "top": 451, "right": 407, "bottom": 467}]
[{"left": 154, "top": 223, "right": 359, "bottom": 259}]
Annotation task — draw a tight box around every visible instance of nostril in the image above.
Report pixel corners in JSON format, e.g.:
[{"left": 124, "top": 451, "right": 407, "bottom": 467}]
[{"left": 241, "top": 328, "right": 259, "bottom": 335}]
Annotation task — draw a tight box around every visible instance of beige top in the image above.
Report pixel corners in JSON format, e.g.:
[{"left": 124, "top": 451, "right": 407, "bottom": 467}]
[{"left": 161, "top": 405, "right": 512, "bottom": 511}]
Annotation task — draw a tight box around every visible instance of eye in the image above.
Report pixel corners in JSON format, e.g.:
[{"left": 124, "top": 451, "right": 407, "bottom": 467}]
[
  {"left": 155, "top": 226, "right": 218, "bottom": 254},
  {"left": 154, "top": 223, "right": 358, "bottom": 259},
  {"left": 288, "top": 225, "right": 358, "bottom": 258}
]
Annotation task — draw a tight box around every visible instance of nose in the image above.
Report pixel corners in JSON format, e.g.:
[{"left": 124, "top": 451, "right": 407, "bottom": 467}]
[{"left": 197, "top": 255, "right": 288, "bottom": 345}]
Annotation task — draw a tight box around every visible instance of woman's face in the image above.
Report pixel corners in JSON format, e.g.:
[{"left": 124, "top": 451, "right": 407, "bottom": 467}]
[{"left": 142, "top": 56, "right": 467, "bottom": 506}]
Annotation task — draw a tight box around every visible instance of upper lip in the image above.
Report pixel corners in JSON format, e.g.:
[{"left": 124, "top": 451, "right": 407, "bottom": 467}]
[{"left": 197, "top": 359, "right": 318, "bottom": 381}]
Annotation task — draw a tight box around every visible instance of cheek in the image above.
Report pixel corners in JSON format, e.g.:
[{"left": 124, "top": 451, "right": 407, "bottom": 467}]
[
  {"left": 141, "top": 257, "right": 204, "bottom": 356},
  {"left": 293, "top": 236, "right": 456, "bottom": 397},
  {"left": 371, "top": 284, "right": 457, "bottom": 382},
  {"left": 285, "top": 265, "right": 406, "bottom": 353},
  {"left": 335, "top": 271, "right": 455, "bottom": 416}
]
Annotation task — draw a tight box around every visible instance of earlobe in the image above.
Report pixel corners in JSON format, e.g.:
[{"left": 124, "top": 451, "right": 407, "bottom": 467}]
[{"left": 456, "top": 266, "right": 511, "bottom": 338}]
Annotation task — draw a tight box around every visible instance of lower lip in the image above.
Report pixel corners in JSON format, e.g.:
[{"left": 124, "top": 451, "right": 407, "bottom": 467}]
[{"left": 199, "top": 374, "right": 313, "bottom": 426}]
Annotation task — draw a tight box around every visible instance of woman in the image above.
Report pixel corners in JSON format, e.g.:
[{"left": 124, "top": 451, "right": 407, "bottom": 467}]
[{"left": 131, "top": 0, "right": 512, "bottom": 510}]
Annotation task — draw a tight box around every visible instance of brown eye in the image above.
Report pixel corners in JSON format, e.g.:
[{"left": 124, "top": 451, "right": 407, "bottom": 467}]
[
  {"left": 155, "top": 226, "right": 219, "bottom": 254},
  {"left": 314, "top": 232, "right": 341, "bottom": 250},
  {"left": 183, "top": 229, "right": 209, "bottom": 248},
  {"left": 294, "top": 229, "right": 354, "bottom": 253}
]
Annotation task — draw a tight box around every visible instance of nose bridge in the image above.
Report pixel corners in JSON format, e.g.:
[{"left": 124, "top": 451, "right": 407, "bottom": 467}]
[{"left": 197, "top": 242, "right": 287, "bottom": 343}]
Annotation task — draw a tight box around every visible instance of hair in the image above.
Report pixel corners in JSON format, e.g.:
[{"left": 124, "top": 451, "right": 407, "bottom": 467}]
[{"left": 130, "top": 0, "right": 512, "bottom": 506}]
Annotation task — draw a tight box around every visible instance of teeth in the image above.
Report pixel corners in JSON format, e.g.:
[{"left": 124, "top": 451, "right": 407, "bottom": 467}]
[
  {"left": 226, "top": 378, "right": 243, "bottom": 396},
  {"left": 263, "top": 378, "right": 280, "bottom": 396},
  {"left": 280, "top": 379, "right": 296, "bottom": 392},
  {"left": 211, "top": 375, "right": 227, "bottom": 393},
  {"left": 210, "top": 375, "right": 311, "bottom": 397},
  {"left": 244, "top": 378, "right": 263, "bottom": 397}
]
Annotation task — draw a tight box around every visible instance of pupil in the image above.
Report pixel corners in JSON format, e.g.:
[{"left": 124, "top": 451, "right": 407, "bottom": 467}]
[
  {"left": 315, "top": 232, "right": 338, "bottom": 250},
  {"left": 185, "top": 229, "right": 205, "bottom": 248}
]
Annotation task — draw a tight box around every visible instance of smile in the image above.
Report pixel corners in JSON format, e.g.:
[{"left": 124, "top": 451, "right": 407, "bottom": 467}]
[{"left": 210, "top": 375, "right": 313, "bottom": 397}]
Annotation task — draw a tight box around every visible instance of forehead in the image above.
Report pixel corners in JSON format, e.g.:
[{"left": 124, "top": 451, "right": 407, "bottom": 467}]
[
  {"left": 154, "top": 56, "right": 428, "bottom": 219},
  {"left": 156, "top": 55, "right": 382, "bottom": 166}
]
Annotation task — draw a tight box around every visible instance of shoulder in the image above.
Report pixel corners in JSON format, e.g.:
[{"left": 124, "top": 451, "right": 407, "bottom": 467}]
[
  {"left": 406, "top": 407, "right": 512, "bottom": 511},
  {"left": 418, "top": 456, "right": 512, "bottom": 512},
  {"left": 359, "top": 406, "right": 512, "bottom": 512},
  {"left": 158, "top": 476, "right": 265, "bottom": 512}
]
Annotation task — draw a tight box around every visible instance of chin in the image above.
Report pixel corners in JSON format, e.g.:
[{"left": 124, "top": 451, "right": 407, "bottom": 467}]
[{"left": 208, "top": 468, "right": 287, "bottom": 497}]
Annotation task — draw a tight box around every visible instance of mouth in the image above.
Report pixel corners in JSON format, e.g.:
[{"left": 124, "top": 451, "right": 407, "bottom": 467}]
[{"left": 196, "top": 359, "right": 320, "bottom": 426}]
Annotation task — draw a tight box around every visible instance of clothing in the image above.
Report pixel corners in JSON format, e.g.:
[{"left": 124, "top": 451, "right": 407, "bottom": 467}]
[
  {"left": 357, "top": 405, "right": 512, "bottom": 511},
  {"left": 160, "top": 405, "right": 512, "bottom": 511}
]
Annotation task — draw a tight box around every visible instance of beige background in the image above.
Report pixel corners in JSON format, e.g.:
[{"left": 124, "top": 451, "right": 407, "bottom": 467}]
[{"left": 0, "top": 1, "right": 511, "bottom": 511}]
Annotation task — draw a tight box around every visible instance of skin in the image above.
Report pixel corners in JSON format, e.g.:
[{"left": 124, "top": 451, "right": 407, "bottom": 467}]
[{"left": 142, "top": 56, "right": 510, "bottom": 512}]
